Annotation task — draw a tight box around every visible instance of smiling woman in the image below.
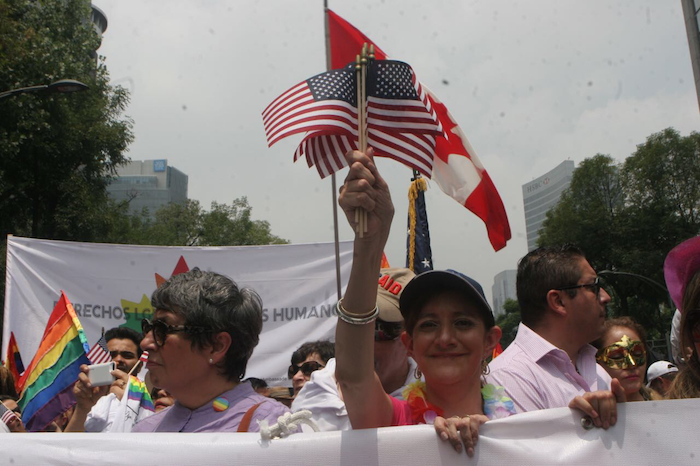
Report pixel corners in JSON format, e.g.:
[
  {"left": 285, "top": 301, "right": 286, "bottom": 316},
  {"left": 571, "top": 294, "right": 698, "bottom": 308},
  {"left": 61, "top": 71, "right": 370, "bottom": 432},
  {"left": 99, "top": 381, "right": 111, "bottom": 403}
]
[
  {"left": 334, "top": 148, "right": 513, "bottom": 458},
  {"left": 132, "top": 268, "right": 290, "bottom": 432}
]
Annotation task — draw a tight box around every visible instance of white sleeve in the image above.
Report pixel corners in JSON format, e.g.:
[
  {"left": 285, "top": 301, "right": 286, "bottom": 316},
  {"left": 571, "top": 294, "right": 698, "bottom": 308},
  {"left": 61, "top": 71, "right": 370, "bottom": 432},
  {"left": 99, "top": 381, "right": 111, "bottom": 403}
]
[{"left": 84, "top": 393, "right": 118, "bottom": 433}]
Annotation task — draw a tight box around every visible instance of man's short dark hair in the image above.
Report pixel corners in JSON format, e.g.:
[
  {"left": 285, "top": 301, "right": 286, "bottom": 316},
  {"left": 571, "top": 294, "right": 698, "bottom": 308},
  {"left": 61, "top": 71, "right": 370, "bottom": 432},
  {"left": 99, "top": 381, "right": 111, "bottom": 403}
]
[
  {"left": 290, "top": 340, "right": 335, "bottom": 367},
  {"left": 105, "top": 327, "right": 143, "bottom": 356},
  {"left": 151, "top": 268, "right": 263, "bottom": 382},
  {"left": 517, "top": 244, "right": 586, "bottom": 328}
]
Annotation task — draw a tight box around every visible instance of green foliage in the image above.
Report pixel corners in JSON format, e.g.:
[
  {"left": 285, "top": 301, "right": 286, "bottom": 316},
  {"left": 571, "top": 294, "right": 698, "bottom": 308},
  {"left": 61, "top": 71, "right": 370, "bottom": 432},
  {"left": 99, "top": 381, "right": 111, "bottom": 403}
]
[
  {"left": 0, "top": 0, "right": 133, "bottom": 240},
  {"left": 496, "top": 299, "right": 521, "bottom": 349},
  {"left": 538, "top": 128, "right": 700, "bottom": 340},
  {"left": 109, "top": 197, "right": 289, "bottom": 247},
  {"left": 0, "top": 0, "right": 133, "bottom": 337}
]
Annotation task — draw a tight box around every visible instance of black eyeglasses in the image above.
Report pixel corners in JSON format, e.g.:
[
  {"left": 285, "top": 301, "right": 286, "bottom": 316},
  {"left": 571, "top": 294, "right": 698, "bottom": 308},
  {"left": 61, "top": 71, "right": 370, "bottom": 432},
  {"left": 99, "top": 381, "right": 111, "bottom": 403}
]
[
  {"left": 555, "top": 277, "right": 605, "bottom": 298},
  {"left": 288, "top": 361, "right": 324, "bottom": 379},
  {"left": 375, "top": 319, "right": 403, "bottom": 342},
  {"left": 141, "top": 318, "right": 209, "bottom": 347},
  {"left": 109, "top": 350, "right": 137, "bottom": 360}
]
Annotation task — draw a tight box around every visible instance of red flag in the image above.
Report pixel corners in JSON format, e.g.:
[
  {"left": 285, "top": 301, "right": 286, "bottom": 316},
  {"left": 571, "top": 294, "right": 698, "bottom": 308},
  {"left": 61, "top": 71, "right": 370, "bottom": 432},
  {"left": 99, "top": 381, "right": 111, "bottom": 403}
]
[
  {"left": 6, "top": 332, "right": 25, "bottom": 394},
  {"left": 327, "top": 9, "right": 387, "bottom": 69},
  {"left": 326, "top": 9, "right": 511, "bottom": 251}
]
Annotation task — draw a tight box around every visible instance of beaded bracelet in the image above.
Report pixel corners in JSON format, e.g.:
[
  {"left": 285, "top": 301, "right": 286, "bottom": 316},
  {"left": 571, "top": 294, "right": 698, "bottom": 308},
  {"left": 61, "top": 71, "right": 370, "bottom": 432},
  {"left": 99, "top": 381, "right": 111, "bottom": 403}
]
[{"left": 336, "top": 299, "right": 379, "bottom": 325}]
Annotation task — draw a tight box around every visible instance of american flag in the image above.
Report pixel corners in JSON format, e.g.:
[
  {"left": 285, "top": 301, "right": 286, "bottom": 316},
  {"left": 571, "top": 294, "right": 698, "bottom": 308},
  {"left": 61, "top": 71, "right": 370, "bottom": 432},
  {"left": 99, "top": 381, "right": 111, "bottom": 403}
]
[
  {"left": 294, "top": 130, "right": 436, "bottom": 179},
  {"left": 1, "top": 402, "right": 19, "bottom": 426},
  {"left": 263, "top": 60, "right": 442, "bottom": 154},
  {"left": 86, "top": 335, "right": 112, "bottom": 365}
]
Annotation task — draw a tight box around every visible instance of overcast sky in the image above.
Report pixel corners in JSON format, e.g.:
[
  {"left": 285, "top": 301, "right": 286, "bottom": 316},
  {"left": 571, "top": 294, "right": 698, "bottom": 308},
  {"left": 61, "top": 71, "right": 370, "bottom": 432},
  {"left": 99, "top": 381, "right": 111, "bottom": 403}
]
[{"left": 95, "top": 0, "right": 700, "bottom": 308}]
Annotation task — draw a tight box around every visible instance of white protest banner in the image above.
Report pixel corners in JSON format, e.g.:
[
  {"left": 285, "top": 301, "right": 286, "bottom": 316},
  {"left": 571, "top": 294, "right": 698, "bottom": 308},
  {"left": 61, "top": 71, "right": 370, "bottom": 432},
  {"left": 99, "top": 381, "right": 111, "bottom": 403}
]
[
  {"left": 1, "top": 399, "right": 697, "bottom": 465},
  {"left": 2, "top": 236, "right": 353, "bottom": 383}
]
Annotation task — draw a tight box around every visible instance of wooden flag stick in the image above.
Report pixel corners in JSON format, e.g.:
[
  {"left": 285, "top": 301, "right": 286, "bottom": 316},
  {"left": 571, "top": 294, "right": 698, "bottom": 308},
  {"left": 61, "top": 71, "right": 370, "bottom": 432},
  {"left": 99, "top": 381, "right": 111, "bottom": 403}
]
[{"left": 355, "top": 52, "right": 367, "bottom": 237}]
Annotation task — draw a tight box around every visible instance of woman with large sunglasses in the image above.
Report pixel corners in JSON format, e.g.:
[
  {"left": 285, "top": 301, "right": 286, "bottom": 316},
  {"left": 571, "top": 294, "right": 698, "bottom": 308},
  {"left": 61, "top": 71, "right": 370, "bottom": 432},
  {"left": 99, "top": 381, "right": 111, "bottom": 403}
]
[
  {"left": 664, "top": 236, "right": 700, "bottom": 400},
  {"left": 593, "top": 317, "right": 658, "bottom": 401},
  {"left": 334, "top": 149, "right": 513, "bottom": 457},
  {"left": 288, "top": 340, "right": 335, "bottom": 396},
  {"left": 133, "top": 268, "right": 289, "bottom": 432}
]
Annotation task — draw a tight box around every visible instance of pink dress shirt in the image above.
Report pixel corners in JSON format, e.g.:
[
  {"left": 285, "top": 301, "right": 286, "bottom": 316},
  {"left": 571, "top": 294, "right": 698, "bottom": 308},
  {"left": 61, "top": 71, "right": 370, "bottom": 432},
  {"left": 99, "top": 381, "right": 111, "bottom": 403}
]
[{"left": 485, "top": 323, "right": 611, "bottom": 413}]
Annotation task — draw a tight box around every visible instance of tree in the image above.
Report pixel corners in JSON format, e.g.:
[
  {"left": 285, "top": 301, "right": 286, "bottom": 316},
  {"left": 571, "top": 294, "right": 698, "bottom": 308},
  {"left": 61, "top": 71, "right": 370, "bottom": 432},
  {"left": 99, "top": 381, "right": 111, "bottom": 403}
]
[
  {"left": 110, "top": 197, "right": 289, "bottom": 247},
  {"left": 0, "top": 0, "right": 133, "bottom": 241},
  {"left": 538, "top": 154, "right": 624, "bottom": 273},
  {"left": 496, "top": 298, "right": 521, "bottom": 349},
  {"left": 537, "top": 128, "right": 700, "bottom": 340},
  {"left": 0, "top": 0, "right": 133, "bottom": 337}
]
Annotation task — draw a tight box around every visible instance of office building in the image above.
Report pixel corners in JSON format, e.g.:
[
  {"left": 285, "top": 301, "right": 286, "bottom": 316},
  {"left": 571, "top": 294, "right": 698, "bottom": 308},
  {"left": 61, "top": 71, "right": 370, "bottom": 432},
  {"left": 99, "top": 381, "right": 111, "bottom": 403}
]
[
  {"left": 522, "top": 160, "right": 575, "bottom": 251},
  {"left": 492, "top": 269, "right": 517, "bottom": 319},
  {"left": 107, "top": 159, "right": 188, "bottom": 218},
  {"left": 681, "top": 0, "right": 700, "bottom": 111}
]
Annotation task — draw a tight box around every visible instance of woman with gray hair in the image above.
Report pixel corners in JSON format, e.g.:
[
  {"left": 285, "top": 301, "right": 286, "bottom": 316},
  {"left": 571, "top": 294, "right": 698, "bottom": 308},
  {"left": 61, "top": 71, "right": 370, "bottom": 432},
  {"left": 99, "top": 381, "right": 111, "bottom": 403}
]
[{"left": 133, "top": 268, "right": 289, "bottom": 432}]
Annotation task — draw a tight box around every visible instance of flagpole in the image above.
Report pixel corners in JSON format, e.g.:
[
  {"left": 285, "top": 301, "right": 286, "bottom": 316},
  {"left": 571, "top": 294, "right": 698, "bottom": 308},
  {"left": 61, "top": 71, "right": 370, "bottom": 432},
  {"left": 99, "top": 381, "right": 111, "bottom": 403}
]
[{"left": 324, "top": 0, "right": 342, "bottom": 301}]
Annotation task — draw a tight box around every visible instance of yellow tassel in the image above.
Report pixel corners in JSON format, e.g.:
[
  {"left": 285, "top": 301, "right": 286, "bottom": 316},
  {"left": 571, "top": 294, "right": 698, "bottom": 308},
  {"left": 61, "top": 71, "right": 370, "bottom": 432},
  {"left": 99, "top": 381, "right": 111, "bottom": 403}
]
[{"left": 407, "top": 177, "right": 428, "bottom": 272}]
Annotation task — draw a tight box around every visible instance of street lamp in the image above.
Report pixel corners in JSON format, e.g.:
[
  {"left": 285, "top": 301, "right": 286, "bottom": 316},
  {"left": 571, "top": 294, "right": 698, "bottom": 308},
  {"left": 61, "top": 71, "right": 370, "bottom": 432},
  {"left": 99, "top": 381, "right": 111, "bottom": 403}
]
[
  {"left": 0, "top": 79, "right": 88, "bottom": 101},
  {"left": 597, "top": 270, "right": 675, "bottom": 310}
]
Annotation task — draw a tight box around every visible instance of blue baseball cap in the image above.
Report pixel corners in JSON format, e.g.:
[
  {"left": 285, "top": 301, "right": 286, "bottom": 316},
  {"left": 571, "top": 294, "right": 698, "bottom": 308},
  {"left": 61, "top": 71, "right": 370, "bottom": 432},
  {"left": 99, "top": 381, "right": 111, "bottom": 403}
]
[{"left": 399, "top": 269, "right": 495, "bottom": 328}]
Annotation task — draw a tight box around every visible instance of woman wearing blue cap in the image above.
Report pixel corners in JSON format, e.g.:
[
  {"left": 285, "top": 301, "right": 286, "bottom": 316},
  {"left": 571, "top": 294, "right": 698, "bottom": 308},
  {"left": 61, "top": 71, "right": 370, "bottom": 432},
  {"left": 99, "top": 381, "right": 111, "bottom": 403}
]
[{"left": 334, "top": 148, "right": 514, "bottom": 457}]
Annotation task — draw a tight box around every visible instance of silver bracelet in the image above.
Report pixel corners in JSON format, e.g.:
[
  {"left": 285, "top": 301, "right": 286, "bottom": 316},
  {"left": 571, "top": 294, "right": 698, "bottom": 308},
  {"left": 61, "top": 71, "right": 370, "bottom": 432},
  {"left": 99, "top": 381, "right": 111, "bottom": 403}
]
[{"left": 336, "top": 299, "right": 379, "bottom": 325}]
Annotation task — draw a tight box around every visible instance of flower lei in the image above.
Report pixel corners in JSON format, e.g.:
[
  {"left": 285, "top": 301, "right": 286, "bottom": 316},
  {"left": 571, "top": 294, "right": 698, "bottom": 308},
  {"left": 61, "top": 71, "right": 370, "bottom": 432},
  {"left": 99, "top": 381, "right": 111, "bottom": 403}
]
[
  {"left": 402, "top": 381, "right": 443, "bottom": 425},
  {"left": 481, "top": 384, "right": 516, "bottom": 419},
  {"left": 401, "top": 381, "right": 516, "bottom": 424}
]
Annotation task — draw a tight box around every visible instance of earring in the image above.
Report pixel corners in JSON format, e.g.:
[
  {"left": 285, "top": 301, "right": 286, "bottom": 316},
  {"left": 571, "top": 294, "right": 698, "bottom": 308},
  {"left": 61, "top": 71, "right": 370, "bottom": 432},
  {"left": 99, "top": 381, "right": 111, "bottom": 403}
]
[
  {"left": 414, "top": 366, "right": 422, "bottom": 379},
  {"left": 481, "top": 359, "right": 490, "bottom": 375},
  {"left": 209, "top": 358, "right": 214, "bottom": 364}
]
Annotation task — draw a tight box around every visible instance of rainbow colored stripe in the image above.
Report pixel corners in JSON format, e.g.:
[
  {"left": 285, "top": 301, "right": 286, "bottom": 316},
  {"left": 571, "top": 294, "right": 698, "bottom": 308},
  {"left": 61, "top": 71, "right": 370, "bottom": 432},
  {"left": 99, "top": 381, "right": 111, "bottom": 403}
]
[
  {"left": 18, "top": 292, "right": 90, "bottom": 431},
  {"left": 127, "top": 375, "right": 154, "bottom": 412},
  {"left": 6, "top": 331, "right": 25, "bottom": 393}
]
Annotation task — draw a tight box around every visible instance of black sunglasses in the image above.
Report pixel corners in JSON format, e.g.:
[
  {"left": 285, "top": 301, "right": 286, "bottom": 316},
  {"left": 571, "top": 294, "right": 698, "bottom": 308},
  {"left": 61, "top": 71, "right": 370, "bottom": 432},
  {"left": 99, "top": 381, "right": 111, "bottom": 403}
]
[
  {"left": 375, "top": 319, "right": 403, "bottom": 342},
  {"left": 288, "top": 360, "right": 324, "bottom": 379},
  {"left": 555, "top": 277, "right": 605, "bottom": 298},
  {"left": 141, "top": 318, "right": 209, "bottom": 347}
]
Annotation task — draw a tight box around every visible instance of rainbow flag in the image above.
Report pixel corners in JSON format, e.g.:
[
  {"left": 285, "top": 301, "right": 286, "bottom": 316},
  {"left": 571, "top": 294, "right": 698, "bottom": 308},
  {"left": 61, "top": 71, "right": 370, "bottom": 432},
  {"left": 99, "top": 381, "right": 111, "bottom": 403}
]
[
  {"left": 6, "top": 331, "right": 25, "bottom": 394},
  {"left": 17, "top": 291, "right": 90, "bottom": 431},
  {"left": 110, "top": 374, "right": 155, "bottom": 431},
  {"left": 127, "top": 375, "right": 155, "bottom": 412}
]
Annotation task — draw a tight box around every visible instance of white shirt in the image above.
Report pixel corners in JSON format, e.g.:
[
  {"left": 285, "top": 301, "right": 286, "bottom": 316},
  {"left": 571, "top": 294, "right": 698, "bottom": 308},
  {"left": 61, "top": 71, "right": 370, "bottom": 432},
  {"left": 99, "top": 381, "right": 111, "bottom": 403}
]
[
  {"left": 84, "top": 393, "right": 120, "bottom": 432},
  {"left": 291, "top": 357, "right": 420, "bottom": 432}
]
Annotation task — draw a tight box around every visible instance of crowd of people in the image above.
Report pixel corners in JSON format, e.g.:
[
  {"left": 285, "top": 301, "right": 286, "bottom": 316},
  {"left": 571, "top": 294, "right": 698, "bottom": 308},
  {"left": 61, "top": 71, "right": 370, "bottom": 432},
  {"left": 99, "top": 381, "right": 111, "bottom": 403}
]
[{"left": 2, "top": 148, "right": 699, "bottom": 455}]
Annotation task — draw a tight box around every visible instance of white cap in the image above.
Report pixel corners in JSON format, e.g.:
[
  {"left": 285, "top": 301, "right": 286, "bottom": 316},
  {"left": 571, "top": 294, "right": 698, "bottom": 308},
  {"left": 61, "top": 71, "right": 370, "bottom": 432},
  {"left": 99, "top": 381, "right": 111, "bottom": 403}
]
[{"left": 646, "top": 360, "right": 679, "bottom": 387}]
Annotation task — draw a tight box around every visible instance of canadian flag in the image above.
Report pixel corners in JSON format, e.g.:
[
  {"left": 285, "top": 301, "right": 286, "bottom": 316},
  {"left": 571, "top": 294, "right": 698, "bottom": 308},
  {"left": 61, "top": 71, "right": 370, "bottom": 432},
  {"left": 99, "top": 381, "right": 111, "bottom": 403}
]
[{"left": 326, "top": 9, "right": 511, "bottom": 251}]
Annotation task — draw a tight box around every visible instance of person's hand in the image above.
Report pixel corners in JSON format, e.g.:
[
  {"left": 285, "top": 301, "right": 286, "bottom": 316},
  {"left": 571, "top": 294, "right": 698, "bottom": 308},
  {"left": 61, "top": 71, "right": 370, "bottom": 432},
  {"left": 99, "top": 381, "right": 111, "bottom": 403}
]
[
  {"left": 73, "top": 364, "right": 108, "bottom": 411},
  {"left": 4, "top": 413, "right": 26, "bottom": 433},
  {"left": 433, "top": 414, "right": 489, "bottom": 457},
  {"left": 109, "top": 369, "right": 130, "bottom": 400},
  {"left": 568, "top": 378, "right": 626, "bottom": 429},
  {"left": 338, "top": 148, "right": 394, "bottom": 241}
]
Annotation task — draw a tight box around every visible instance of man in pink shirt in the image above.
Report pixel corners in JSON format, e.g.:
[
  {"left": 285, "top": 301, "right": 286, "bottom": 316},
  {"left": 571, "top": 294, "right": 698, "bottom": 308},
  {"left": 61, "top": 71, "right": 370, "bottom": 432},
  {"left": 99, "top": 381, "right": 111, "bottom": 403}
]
[{"left": 486, "top": 245, "right": 625, "bottom": 428}]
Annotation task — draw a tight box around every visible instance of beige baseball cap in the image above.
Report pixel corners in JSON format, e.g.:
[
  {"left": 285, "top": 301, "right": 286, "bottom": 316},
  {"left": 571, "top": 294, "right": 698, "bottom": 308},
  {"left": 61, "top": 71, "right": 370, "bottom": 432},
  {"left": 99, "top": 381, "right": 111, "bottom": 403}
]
[{"left": 377, "top": 268, "right": 416, "bottom": 322}]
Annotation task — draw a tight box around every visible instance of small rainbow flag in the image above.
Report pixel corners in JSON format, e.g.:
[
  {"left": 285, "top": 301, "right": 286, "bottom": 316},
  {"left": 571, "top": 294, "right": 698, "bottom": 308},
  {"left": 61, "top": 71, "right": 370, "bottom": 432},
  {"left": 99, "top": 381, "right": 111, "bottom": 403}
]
[
  {"left": 17, "top": 291, "right": 90, "bottom": 431},
  {"left": 6, "top": 331, "right": 25, "bottom": 394},
  {"left": 127, "top": 375, "right": 155, "bottom": 413}
]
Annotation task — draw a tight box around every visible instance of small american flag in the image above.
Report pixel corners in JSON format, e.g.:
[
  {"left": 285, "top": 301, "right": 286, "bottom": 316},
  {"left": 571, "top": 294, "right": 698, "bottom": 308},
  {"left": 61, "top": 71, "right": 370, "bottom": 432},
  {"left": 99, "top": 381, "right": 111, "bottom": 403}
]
[
  {"left": 263, "top": 60, "right": 442, "bottom": 152},
  {"left": 1, "top": 402, "right": 19, "bottom": 426},
  {"left": 86, "top": 335, "right": 112, "bottom": 365}
]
